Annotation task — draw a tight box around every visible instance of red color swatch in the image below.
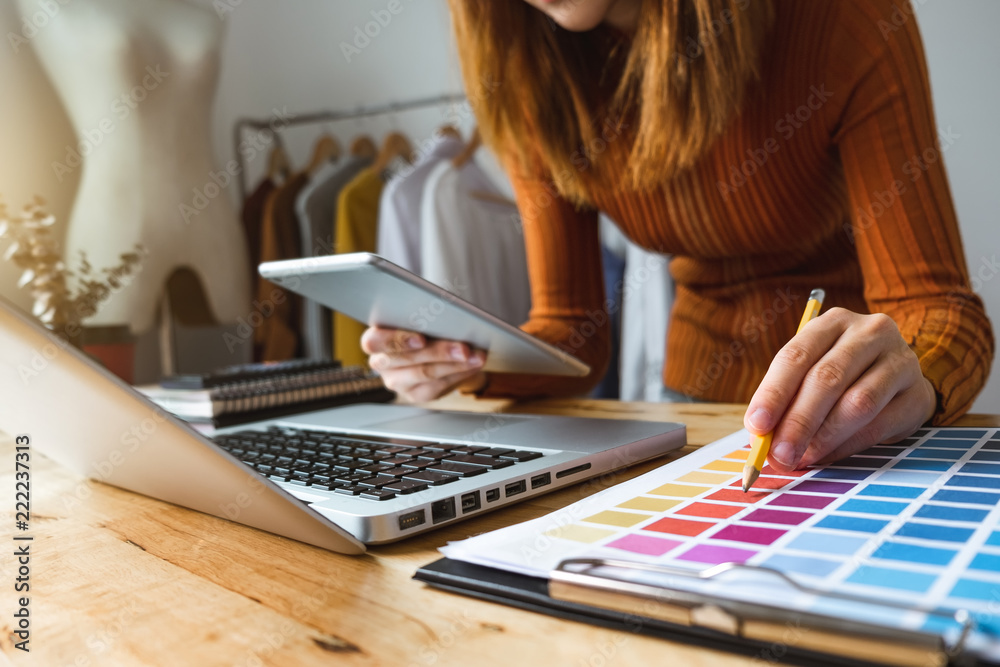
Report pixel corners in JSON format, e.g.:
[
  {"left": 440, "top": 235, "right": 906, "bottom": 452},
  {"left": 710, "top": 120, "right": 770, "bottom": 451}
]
[
  {"left": 761, "top": 465, "right": 812, "bottom": 477},
  {"left": 676, "top": 502, "right": 744, "bottom": 519},
  {"left": 730, "top": 477, "right": 795, "bottom": 490},
  {"left": 707, "top": 488, "right": 770, "bottom": 504},
  {"left": 644, "top": 517, "right": 715, "bottom": 537}
]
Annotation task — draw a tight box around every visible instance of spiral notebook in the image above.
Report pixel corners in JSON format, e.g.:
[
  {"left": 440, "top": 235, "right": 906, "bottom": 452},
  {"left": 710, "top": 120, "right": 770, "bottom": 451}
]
[{"left": 137, "top": 362, "right": 393, "bottom": 426}]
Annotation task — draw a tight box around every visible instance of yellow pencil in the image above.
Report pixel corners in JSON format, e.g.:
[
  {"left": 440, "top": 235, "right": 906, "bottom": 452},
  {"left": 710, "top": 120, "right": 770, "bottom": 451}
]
[{"left": 742, "top": 288, "right": 825, "bottom": 492}]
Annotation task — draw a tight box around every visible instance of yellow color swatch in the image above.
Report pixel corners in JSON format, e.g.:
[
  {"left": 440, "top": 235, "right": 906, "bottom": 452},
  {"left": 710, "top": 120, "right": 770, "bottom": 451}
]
[
  {"left": 724, "top": 449, "right": 750, "bottom": 461},
  {"left": 647, "top": 483, "right": 706, "bottom": 498},
  {"left": 545, "top": 524, "right": 617, "bottom": 544},
  {"left": 617, "top": 497, "right": 681, "bottom": 513},
  {"left": 701, "top": 459, "right": 745, "bottom": 473},
  {"left": 677, "top": 471, "right": 732, "bottom": 485},
  {"left": 583, "top": 510, "right": 648, "bottom": 528}
]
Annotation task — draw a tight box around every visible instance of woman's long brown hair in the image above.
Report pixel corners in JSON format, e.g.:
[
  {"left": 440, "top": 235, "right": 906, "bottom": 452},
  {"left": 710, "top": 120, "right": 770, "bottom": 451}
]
[{"left": 448, "top": 0, "right": 775, "bottom": 204}]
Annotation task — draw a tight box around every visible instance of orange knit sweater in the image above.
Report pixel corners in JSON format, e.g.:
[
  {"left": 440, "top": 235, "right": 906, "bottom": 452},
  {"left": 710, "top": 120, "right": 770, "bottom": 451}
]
[{"left": 481, "top": 0, "right": 994, "bottom": 425}]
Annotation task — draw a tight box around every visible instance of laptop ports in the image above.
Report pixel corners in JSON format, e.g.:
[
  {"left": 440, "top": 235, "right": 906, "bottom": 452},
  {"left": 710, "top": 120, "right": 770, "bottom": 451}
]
[
  {"left": 530, "top": 473, "right": 551, "bottom": 489},
  {"left": 431, "top": 497, "right": 456, "bottom": 524},
  {"left": 398, "top": 510, "right": 426, "bottom": 531},
  {"left": 461, "top": 491, "right": 481, "bottom": 513},
  {"left": 505, "top": 480, "right": 526, "bottom": 498},
  {"left": 485, "top": 488, "right": 500, "bottom": 503}
]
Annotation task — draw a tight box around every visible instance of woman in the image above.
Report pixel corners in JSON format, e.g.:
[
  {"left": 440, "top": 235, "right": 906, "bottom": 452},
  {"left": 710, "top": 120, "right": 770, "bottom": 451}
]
[{"left": 362, "top": 0, "right": 993, "bottom": 472}]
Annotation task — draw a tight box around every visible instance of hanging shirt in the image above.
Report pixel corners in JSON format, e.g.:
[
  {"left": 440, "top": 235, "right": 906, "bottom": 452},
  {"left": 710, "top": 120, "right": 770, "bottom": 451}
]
[
  {"left": 294, "top": 156, "right": 372, "bottom": 360},
  {"left": 376, "top": 133, "right": 463, "bottom": 274},
  {"left": 420, "top": 158, "right": 530, "bottom": 327},
  {"left": 241, "top": 177, "right": 276, "bottom": 297},
  {"left": 333, "top": 167, "right": 385, "bottom": 366},
  {"left": 254, "top": 171, "right": 309, "bottom": 361}
]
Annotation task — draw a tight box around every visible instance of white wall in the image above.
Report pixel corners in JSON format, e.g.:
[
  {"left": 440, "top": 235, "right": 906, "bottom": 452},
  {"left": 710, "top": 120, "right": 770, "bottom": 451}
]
[
  {"left": 0, "top": 0, "right": 997, "bottom": 410},
  {"left": 912, "top": 0, "right": 1000, "bottom": 412}
]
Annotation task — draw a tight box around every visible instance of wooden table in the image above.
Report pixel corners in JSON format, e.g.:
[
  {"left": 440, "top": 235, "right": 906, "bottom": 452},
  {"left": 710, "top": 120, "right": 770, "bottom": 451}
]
[{"left": 2, "top": 399, "right": 997, "bottom": 666}]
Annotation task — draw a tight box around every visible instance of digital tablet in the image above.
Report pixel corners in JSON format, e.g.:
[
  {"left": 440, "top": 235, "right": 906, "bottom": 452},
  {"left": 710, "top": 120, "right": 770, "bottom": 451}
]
[{"left": 258, "top": 253, "right": 590, "bottom": 377}]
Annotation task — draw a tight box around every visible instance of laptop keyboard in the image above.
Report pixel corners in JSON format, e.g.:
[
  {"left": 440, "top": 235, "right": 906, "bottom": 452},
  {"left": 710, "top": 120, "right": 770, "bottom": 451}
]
[{"left": 212, "top": 426, "right": 544, "bottom": 501}]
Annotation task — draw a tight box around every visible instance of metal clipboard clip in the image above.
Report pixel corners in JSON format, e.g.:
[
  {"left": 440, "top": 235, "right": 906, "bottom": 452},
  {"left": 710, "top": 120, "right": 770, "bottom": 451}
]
[{"left": 549, "top": 558, "right": 976, "bottom": 667}]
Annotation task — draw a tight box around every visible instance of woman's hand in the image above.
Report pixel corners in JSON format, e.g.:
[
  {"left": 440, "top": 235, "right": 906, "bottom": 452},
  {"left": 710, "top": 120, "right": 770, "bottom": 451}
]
[
  {"left": 361, "top": 326, "right": 487, "bottom": 403},
  {"left": 743, "top": 308, "right": 937, "bottom": 471}
]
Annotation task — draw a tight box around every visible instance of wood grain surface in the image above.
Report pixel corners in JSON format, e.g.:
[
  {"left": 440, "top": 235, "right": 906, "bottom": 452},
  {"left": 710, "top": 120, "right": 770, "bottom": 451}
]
[{"left": 1, "top": 397, "right": 996, "bottom": 667}]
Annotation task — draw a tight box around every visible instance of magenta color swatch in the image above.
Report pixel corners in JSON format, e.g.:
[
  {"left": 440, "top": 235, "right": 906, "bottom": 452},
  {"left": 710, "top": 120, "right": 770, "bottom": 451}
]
[
  {"left": 711, "top": 524, "right": 786, "bottom": 545},
  {"left": 766, "top": 493, "right": 836, "bottom": 510},
  {"left": 792, "top": 480, "right": 857, "bottom": 495},
  {"left": 606, "top": 534, "right": 682, "bottom": 556},
  {"left": 743, "top": 508, "right": 813, "bottom": 525},
  {"left": 678, "top": 544, "right": 757, "bottom": 565}
]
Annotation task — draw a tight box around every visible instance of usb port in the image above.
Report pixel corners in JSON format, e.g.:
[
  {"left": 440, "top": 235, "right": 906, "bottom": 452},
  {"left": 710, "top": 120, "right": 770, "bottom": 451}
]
[
  {"left": 505, "top": 480, "right": 526, "bottom": 497},
  {"left": 398, "top": 510, "right": 426, "bottom": 530},
  {"left": 485, "top": 488, "right": 500, "bottom": 503},
  {"left": 461, "top": 491, "right": 481, "bottom": 513},
  {"left": 530, "top": 473, "right": 551, "bottom": 489}
]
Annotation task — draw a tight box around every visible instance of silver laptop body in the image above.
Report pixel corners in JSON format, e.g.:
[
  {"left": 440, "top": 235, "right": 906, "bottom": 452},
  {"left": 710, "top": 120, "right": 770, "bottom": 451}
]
[{"left": 0, "top": 297, "right": 685, "bottom": 553}]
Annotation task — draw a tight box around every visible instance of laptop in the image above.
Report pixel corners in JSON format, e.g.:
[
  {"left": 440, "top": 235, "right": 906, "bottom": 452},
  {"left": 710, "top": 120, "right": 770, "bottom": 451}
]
[{"left": 0, "top": 297, "right": 685, "bottom": 554}]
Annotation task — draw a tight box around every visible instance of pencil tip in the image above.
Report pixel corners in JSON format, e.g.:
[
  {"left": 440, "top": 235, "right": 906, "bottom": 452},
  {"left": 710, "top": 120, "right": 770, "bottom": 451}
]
[{"left": 742, "top": 464, "right": 760, "bottom": 493}]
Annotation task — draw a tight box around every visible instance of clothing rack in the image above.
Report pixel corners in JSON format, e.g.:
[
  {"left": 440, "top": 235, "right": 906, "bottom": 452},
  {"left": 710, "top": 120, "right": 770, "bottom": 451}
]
[{"left": 232, "top": 92, "right": 468, "bottom": 201}]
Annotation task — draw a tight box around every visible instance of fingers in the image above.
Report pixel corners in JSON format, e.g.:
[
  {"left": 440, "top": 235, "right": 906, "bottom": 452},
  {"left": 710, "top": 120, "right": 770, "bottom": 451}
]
[
  {"left": 361, "top": 326, "right": 425, "bottom": 356},
  {"left": 369, "top": 339, "right": 483, "bottom": 371},
  {"left": 744, "top": 309, "right": 854, "bottom": 438},
  {"left": 394, "top": 368, "right": 486, "bottom": 404},
  {"left": 803, "top": 377, "right": 936, "bottom": 466}
]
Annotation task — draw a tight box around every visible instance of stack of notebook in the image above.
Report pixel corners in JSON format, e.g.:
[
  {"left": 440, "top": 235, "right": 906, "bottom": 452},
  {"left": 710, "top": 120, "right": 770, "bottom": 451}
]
[{"left": 137, "top": 359, "right": 394, "bottom": 428}]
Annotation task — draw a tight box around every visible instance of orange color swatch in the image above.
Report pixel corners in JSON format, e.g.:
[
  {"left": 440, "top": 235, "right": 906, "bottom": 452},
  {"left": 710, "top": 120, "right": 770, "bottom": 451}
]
[
  {"left": 644, "top": 517, "right": 715, "bottom": 537},
  {"left": 676, "top": 502, "right": 744, "bottom": 519}
]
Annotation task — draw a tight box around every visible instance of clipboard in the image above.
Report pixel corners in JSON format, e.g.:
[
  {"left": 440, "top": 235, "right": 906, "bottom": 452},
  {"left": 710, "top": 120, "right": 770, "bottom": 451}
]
[{"left": 414, "top": 556, "right": 993, "bottom": 667}]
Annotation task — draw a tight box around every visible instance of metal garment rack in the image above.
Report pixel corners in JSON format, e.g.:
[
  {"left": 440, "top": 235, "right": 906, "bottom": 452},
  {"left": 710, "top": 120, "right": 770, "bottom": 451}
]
[{"left": 232, "top": 92, "right": 468, "bottom": 201}]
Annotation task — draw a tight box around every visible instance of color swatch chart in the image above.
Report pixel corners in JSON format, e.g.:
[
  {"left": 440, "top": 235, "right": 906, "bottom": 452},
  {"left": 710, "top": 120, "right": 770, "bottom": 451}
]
[{"left": 443, "top": 427, "right": 1000, "bottom": 648}]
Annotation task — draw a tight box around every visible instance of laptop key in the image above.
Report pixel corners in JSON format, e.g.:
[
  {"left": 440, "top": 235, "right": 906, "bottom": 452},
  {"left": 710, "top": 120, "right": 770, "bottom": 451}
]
[
  {"left": 357, "top": 477, "right": 390, "bottom": 489},
  {"left": 377, "top": 466, "right": 415, "bottom": 478},
  {"left": 443, "top": 454, "right": 512, "bottom": 469},
  {"left": 477, "top": 448, "right": 515, "bottom": 458},
  {"left": 359, "top": 489, "right": 397, "bottom": 501},
  {"left": 499, "top": 451, "right": 544, "bottom": 462},
  {"left": 288, "top": 478, "right": 310, "bottom": 486},
  {"left": 359, "top": 463, "right": 396, "bottom": 474},
  {"left": 335, "top": 472, "right": 373, "bottom": 484},
  {"left": 380, "top": 456, "right": 417, "bottom": 466},
  {"left": 401, "top": 470, "right": 458, "bottom": 485},
  {"left": 415, "top": 450, "right": 452, "bottom": 461},
  {"left": 421, "top": 443, "right": 463, "bottom": 451},
  {"left": 381, "top": 480, "right": 429, "bottom": 494},
  {"left": 334, "top": 485, "right": 362, "bottom": 496},
  {"left": 400, "top": 460, "right": 433, "bottom": 470},
  {"left": 426, "top": 461, "right": 488, "bottom": 477}
]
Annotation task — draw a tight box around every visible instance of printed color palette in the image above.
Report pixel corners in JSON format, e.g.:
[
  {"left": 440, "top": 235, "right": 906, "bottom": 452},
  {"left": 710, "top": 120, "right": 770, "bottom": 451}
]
[{"left": 445, "top": 427, "right": 1000, "bottom": 648}]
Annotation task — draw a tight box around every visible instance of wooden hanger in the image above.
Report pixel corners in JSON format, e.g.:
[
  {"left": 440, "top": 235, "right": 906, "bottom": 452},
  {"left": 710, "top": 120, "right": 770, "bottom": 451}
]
[
  {"left": 451, "top": 126, "right": 481, "bottom": 168},
  {"left": 305, "top": 134, "right": 342, "bottom": 174},
  {"left": 373, "top": 131, "right": 414, "bottom": 173},
  {"left": 350, "top": 135, "right": 378, "bottom": 159},
  {"left": 267, "top": 143, "right": 292, "bottom": 182}
]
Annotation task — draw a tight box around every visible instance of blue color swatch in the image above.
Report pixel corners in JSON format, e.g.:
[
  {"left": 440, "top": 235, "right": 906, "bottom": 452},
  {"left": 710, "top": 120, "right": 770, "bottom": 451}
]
[
  {"left": 839, "top": 498, "right": 909, "bottom": 516},
  {"left": 858, "top": 484, "right": 923, "bottom": 499},
  {"left": 972, "top": 451, "right": 1000, "bottom": 462},
  {"left": 906, "top": 448, "right": 965, "bottom": 460},
  {"left": 815, "top": 515, "right": 889, "bottom": 533},
  {"left": 810, "top": 469, "right": 876, "bottom": 481},
  {"left": 931, "top": 489, "right": 1000, "bottom": 506},
  {"left": 970, "top": 553, "right": 1000, "bottom": 572},
  {"left": 894, "top": 522, "right": 974, "bottom": 543},
  {"left": 950, "top": 579, "right": 1000, "bottom": 601},
  {"left": 877, "top": 471, "right": 941, "bottom": 486},
  {"left": 872, "top": 541, "right": 956, "bottom": 566},
  {"left": 786, "top": 531, "right": 867, "bottom": 556},
  {"left": 960, "top": 462, "right": 1000, "bottom": 475},
  {"left": 932, "top": 429, "right": 987, "bottom": 439},
  {"left": 893, "top": 459, "right": 955, "bottom": 471},
  {"left": 847, "top": 566, "right": 936, "bottom": 593},
  {"left": 987, "top": 531, "right": 1000, "bottom": 547},
  {"left": 914, "top": 504, "right": 989, "bottom": 522},
  {"left": 764, "top": 554, "right": 841, "bottom": 578},
  {"left": 946, "top": 475, "right": 1000, "bottom": 490}
]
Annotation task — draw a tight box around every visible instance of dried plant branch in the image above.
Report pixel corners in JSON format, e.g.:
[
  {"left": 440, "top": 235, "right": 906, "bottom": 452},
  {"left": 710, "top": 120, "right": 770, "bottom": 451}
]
[{"left": 0, "top": 197, "right": 146, "bottom": 344}]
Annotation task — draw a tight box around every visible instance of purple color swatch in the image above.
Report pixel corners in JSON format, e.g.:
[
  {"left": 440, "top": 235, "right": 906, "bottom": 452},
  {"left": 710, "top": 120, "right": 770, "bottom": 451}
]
[
  {"left": 792, "top": 480, "right": 857, "bottom": 495},
  {"left": 744, "top": 508, "right": 813, "bottom": 525},
  {"left": 678, "top": 544, "right": 757, "bottom": 565},
  {"left": 711, "top": 524, "right": 786, "bottom": 545},
  {"left": 606, "top": 534, "right": 682, "bottom": 556},
  {"left": 767, "top": 493, "right": 836, "bottom": 510}
]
